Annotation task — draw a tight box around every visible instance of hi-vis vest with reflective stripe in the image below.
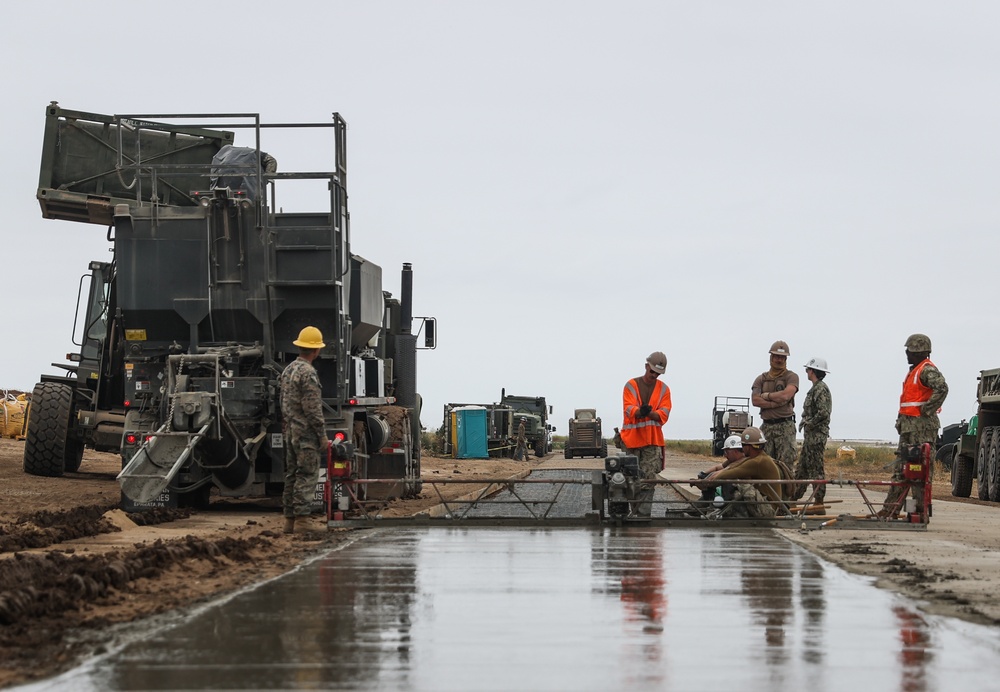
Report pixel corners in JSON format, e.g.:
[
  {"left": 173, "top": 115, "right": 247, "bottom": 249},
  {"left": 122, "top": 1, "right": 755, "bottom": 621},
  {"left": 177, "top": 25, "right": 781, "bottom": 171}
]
[
  {"left": 899, "top": 359, "right": 935, "bottom": 417},
  {"left": 621, "top": 378, "right": 672, "bottom": 448}
]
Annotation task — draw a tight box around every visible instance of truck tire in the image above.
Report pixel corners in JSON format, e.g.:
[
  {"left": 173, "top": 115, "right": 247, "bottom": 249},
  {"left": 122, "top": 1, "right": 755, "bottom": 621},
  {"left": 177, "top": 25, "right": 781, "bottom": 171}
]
[
  {"left": 533, "top": 439, "right": 545, "bottom": 458},
  {"left": 564, "top": 448, "right": 572, "bottom": 459},
  {"left": 951, "top": 453, "right": 974, "bottom": 498},
  {"left": 23, "top": 382, "right": 75, "bottom": 477},
  {"left": 64, "top": 439, "right": 85, "bottom": 474},
  {"left": 990, "top": 433, "right": 1000, "bottom": 502},
  {"left": 978, "top": 428, "right": 994, "bottom": 501},
  {"left": 601, "top": 441, "right": 608, "bottom": 458}
]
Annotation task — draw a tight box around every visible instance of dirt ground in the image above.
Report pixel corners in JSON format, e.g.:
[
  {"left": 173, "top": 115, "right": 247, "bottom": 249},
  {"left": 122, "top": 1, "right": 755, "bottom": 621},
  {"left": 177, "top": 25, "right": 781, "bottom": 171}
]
[{"left": 1, "top": 439, "right": 999, "bottom": 687}]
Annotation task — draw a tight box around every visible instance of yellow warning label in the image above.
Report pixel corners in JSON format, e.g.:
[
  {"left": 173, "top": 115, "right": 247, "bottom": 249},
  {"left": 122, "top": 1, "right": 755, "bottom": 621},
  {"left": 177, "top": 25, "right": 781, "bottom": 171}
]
[{"left": 125, "top": 329, "right": 147, "bottom": 341}]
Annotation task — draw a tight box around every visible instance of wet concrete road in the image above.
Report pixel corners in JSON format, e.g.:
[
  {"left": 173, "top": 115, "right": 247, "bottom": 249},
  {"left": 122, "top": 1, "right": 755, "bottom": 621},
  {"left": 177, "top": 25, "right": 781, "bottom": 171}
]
[{"left": 26, "top": 528, "right": 1000, "bottom": 691}]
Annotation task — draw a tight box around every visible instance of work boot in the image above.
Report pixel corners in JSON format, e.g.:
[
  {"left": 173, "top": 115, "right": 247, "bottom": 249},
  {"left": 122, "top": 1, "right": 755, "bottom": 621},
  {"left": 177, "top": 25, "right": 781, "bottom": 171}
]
[{"left": 283, "top": 517, "right": 296, "bottom": 534}]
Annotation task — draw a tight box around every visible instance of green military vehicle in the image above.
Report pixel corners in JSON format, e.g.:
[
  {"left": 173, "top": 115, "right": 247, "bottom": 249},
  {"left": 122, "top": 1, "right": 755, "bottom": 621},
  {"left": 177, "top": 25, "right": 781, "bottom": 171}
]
[
  {"left": 947, "top": 367, "right": 1000, "bottom": 501},
  {"left": 564, "top": 408, "right": 607, "bottom": 459},
  {"left": 501, "top": 389, "right": 553, "bottom": 457}
]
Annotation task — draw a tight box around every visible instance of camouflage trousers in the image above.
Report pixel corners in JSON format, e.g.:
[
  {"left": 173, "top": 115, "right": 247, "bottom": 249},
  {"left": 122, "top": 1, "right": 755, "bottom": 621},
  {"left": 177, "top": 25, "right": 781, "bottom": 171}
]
[
  {"left": 761, "top": 419, "right": 797, "bottom": 469},
  {"left": 514, "top": 440, "right": 529, "bottom": 461},
  {"left": 627, "top": 445, "right": 664, "bottom": 517},
  {"left": 792, "top": 433, "right": 828, "bottom": 503},
  {"left": 627, "top": 445, "right": 664, "bottom": 480},
  {"left": 283, "top": 440, "right": 321, "bottom": 518},
  {"left": 727, "top": 483, "right": 777, "bottom": 519}
]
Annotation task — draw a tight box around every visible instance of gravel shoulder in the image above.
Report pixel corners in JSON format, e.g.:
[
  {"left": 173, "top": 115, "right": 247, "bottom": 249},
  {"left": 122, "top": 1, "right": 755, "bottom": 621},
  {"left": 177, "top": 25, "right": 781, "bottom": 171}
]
[{"left": 2, "top": 439, "right": 998, "bottom": 687}]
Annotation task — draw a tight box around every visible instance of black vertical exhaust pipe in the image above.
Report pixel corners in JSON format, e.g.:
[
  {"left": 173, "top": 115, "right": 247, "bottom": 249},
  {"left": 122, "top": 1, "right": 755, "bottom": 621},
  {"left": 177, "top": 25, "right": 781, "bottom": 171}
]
[
  {"left": 401, "top": 262, "right": 413, "bottom": 334},
  {"left": 396, "top": 263, "right": 416, "bottom": 408}
]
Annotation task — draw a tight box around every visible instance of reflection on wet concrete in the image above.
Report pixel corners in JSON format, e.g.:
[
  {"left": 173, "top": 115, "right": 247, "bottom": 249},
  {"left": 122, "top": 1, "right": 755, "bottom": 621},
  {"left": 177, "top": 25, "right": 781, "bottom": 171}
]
[{"left": 25, "top": 529, "right": 1000, "bottom": 691}]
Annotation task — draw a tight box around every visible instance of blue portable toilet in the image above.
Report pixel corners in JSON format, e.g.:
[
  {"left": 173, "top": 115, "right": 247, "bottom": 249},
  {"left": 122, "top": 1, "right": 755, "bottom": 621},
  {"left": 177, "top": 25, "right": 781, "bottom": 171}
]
[{"left": 454, "top": 406, "right": 488, "bottom": 459}]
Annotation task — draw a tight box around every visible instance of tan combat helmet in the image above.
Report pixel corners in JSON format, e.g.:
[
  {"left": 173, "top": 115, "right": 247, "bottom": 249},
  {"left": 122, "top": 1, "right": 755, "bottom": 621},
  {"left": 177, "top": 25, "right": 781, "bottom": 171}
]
[
  {"left": 740, "top": 426, "right": 767, "bottom": 446},
  {"left": 904, "top": 333, "right": 932, "bottom": 353},
  {"left": 769, "top": 340, "right": 790, "bottom": 356}
]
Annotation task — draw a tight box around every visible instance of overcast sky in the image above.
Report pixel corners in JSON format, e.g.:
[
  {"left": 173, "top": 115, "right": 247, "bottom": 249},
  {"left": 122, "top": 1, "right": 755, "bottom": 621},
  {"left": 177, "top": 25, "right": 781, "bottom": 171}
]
[{"left": 2, "top": 1, "right": 998, "bottom": 442}]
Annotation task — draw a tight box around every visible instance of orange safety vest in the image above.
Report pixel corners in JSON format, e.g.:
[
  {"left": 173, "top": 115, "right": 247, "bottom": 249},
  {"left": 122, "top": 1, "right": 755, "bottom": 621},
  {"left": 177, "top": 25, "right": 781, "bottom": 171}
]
[
  {"left": 899, "top": 359, "right": 935, "bottom": 417},
  {"left": 621, "top": 378, "right": 672, "bottom": 449}
]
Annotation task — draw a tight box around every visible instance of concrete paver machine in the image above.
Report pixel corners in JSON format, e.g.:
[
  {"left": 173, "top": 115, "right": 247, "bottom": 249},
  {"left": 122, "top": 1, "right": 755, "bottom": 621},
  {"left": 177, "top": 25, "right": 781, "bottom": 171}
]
[{"left": 23, "top": 103, "right": 435, "bottom": 510}]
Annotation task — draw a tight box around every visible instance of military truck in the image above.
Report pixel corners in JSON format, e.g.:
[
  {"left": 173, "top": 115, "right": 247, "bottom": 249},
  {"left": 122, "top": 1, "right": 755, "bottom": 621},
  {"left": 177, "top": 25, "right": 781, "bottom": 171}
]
[
  {"left": 21, "top": 103, "right": 436, "bottom": 510},
  {"left": 564, "top": 408, "right": 607, "bottom": 459},
  {"left": 947, "top": 367, "right": 1000, "bottom": 501},
  {"left": 500, "top": 390, "right": 553, "bottom": 457}
]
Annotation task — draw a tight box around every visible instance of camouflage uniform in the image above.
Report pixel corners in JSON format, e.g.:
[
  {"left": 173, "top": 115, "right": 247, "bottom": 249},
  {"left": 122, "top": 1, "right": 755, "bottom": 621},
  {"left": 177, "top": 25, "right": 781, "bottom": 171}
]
[
  {"left": 730, "top": 483, "right": 777, "bottom": 519},
  {"left": 753, "top": 369, "right": 799, "bottom": 471},
  {"left": 885, "top": 362, "right": 947, "bottom": 512},
  {"left": 514, "top": 421, "right": 530, "bottom": 461},
  {"left": 792, "top": 379, "right": 832, "bottom": 503},
  {"left": 625, "top": 445, "right": 663, "bottom": 517},
  {"left": 279, "top": 357, "right": 326, "bottom": 518}
]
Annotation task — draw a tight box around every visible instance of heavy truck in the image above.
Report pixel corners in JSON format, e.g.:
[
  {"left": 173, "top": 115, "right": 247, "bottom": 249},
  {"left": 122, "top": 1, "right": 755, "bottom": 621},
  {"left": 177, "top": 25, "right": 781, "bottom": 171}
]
[
  {"left": 947, "top": 367, "right": 1000, "bottom": 502},
  {"left": 21, "top": 103, "right": 436, "bottom": 510},
  {"left": 500, "top": 390, "right": 553, "bottom": 457}
]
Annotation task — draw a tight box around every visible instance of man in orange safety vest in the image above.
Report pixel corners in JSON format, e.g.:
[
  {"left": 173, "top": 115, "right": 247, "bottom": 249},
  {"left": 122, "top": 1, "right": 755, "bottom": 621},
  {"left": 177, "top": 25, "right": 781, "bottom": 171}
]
[{"left": 621, "top": 352, "right": 672, "bottom": 516}]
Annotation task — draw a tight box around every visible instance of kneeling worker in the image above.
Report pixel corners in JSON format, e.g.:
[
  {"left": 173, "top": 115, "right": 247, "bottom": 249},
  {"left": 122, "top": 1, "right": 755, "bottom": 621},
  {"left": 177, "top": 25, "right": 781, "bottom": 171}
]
[
  {"left": 692, "top": 427, "right": 782, "bottom": 518},
  {"left": 689, "top": 435, "right": 746, "bottom": 512}
]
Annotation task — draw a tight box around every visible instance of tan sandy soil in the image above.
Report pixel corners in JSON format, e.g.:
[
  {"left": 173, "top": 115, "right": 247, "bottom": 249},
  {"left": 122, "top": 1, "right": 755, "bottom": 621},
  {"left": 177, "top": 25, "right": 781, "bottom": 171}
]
[{"left": 2, "top": 439, "right": 999, "bottom": 687}]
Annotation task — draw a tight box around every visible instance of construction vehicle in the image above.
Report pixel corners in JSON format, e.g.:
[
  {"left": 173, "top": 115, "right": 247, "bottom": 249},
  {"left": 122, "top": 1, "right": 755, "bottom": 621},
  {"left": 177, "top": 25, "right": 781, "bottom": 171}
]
[
  {"left": 500, "top": 390, "right": 553, "bottom": 457},
  {"left": 564, "top": 408, "right": 607, "bottom": 459},
  {"left": 947, "top": 367, "right": 1000, "bottom": 501},
  {"left": 710, "top": 396, "right": 753, "bottom": 456},
  {"left": 21, "top": 103, "right": 436, "bottom": 510}
]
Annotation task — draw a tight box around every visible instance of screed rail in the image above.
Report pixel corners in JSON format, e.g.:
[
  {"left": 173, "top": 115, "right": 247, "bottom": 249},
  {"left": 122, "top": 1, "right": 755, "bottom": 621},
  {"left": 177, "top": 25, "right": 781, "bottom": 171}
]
[{"left": 327, "top": 474, "right": 931, "bottom": 531}]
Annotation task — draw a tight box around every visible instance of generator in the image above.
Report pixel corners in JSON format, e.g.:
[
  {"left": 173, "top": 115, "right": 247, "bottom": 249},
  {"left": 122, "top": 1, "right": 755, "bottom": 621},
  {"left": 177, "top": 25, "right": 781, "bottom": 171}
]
[{"left": 601, "top": 455, "right": 642, "bottom": 520}]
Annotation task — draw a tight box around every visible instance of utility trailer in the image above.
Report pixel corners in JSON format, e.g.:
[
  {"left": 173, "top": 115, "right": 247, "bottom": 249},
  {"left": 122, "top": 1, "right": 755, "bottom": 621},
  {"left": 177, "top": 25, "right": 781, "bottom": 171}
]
[
  {"left": 710, "top": 396, "right": 753, "bottom": 456},
  {"left": 22, "top": 103, "right": 436, "bottom": 511}
]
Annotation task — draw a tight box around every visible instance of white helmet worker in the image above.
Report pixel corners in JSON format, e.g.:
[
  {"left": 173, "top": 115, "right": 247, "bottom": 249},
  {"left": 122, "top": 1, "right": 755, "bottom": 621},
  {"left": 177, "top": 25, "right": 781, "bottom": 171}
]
[
  {"left": 803, "top": 357, "right": 829, "bottom": 373},
  {"left": 722, "top": 435, "right": 743, "bottom": 450}
]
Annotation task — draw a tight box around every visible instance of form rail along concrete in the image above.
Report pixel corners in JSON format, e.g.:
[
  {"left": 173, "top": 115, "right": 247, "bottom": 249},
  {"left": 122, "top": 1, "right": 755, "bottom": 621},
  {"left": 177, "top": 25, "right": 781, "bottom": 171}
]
[{"left": 22, "top": 103, "right": 436, "bottom": 512}]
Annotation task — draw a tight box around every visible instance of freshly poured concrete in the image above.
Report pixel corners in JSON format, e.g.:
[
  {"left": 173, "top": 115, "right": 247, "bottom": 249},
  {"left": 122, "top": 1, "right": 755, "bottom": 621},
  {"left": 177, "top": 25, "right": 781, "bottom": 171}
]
[{"left": 25, "top": 527, "right": 1000, "bottom": 691}]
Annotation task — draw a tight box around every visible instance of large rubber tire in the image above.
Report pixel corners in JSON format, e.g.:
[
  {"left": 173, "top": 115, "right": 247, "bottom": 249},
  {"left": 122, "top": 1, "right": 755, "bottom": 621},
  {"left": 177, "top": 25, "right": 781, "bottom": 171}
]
[
  {"left": 23, "top": 382, "right": 75, "bottom": 477},
  {"left": 601, "top": 441, "right": 609, "bottom": 458},
  {"left": 951, "top": 453, "right": 974, "bottom": 498},
  {"left": 990, "top": 433, "right": 1000, "bottom": 502},
  {"left": 564, "top": 448, "right": 572, "bottom": 459},
  {"left": 978, "top": 428, "right": 994, "bottom": 501},
  {"left": 533, "top": 439, "right": 545, "bottom": 457},
  {"left": 64, "top": 438, "right": 85, "bottom": 473}
]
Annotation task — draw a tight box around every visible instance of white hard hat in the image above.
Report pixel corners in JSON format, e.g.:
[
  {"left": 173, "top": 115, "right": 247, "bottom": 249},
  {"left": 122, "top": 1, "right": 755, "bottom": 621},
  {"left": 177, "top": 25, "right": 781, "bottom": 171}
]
[
  {"left": 723, "top": 435, "right": 743, "bottom": 450},
  {"left": 804, "top": 357, "right": 829, "bottom": 373}
]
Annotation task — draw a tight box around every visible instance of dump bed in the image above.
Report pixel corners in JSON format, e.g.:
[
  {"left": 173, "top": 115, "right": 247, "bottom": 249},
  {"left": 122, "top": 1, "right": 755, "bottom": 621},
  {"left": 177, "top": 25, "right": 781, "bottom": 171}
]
[{"left": 37, "top": 103, "right": 233, "bottom": 225}]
